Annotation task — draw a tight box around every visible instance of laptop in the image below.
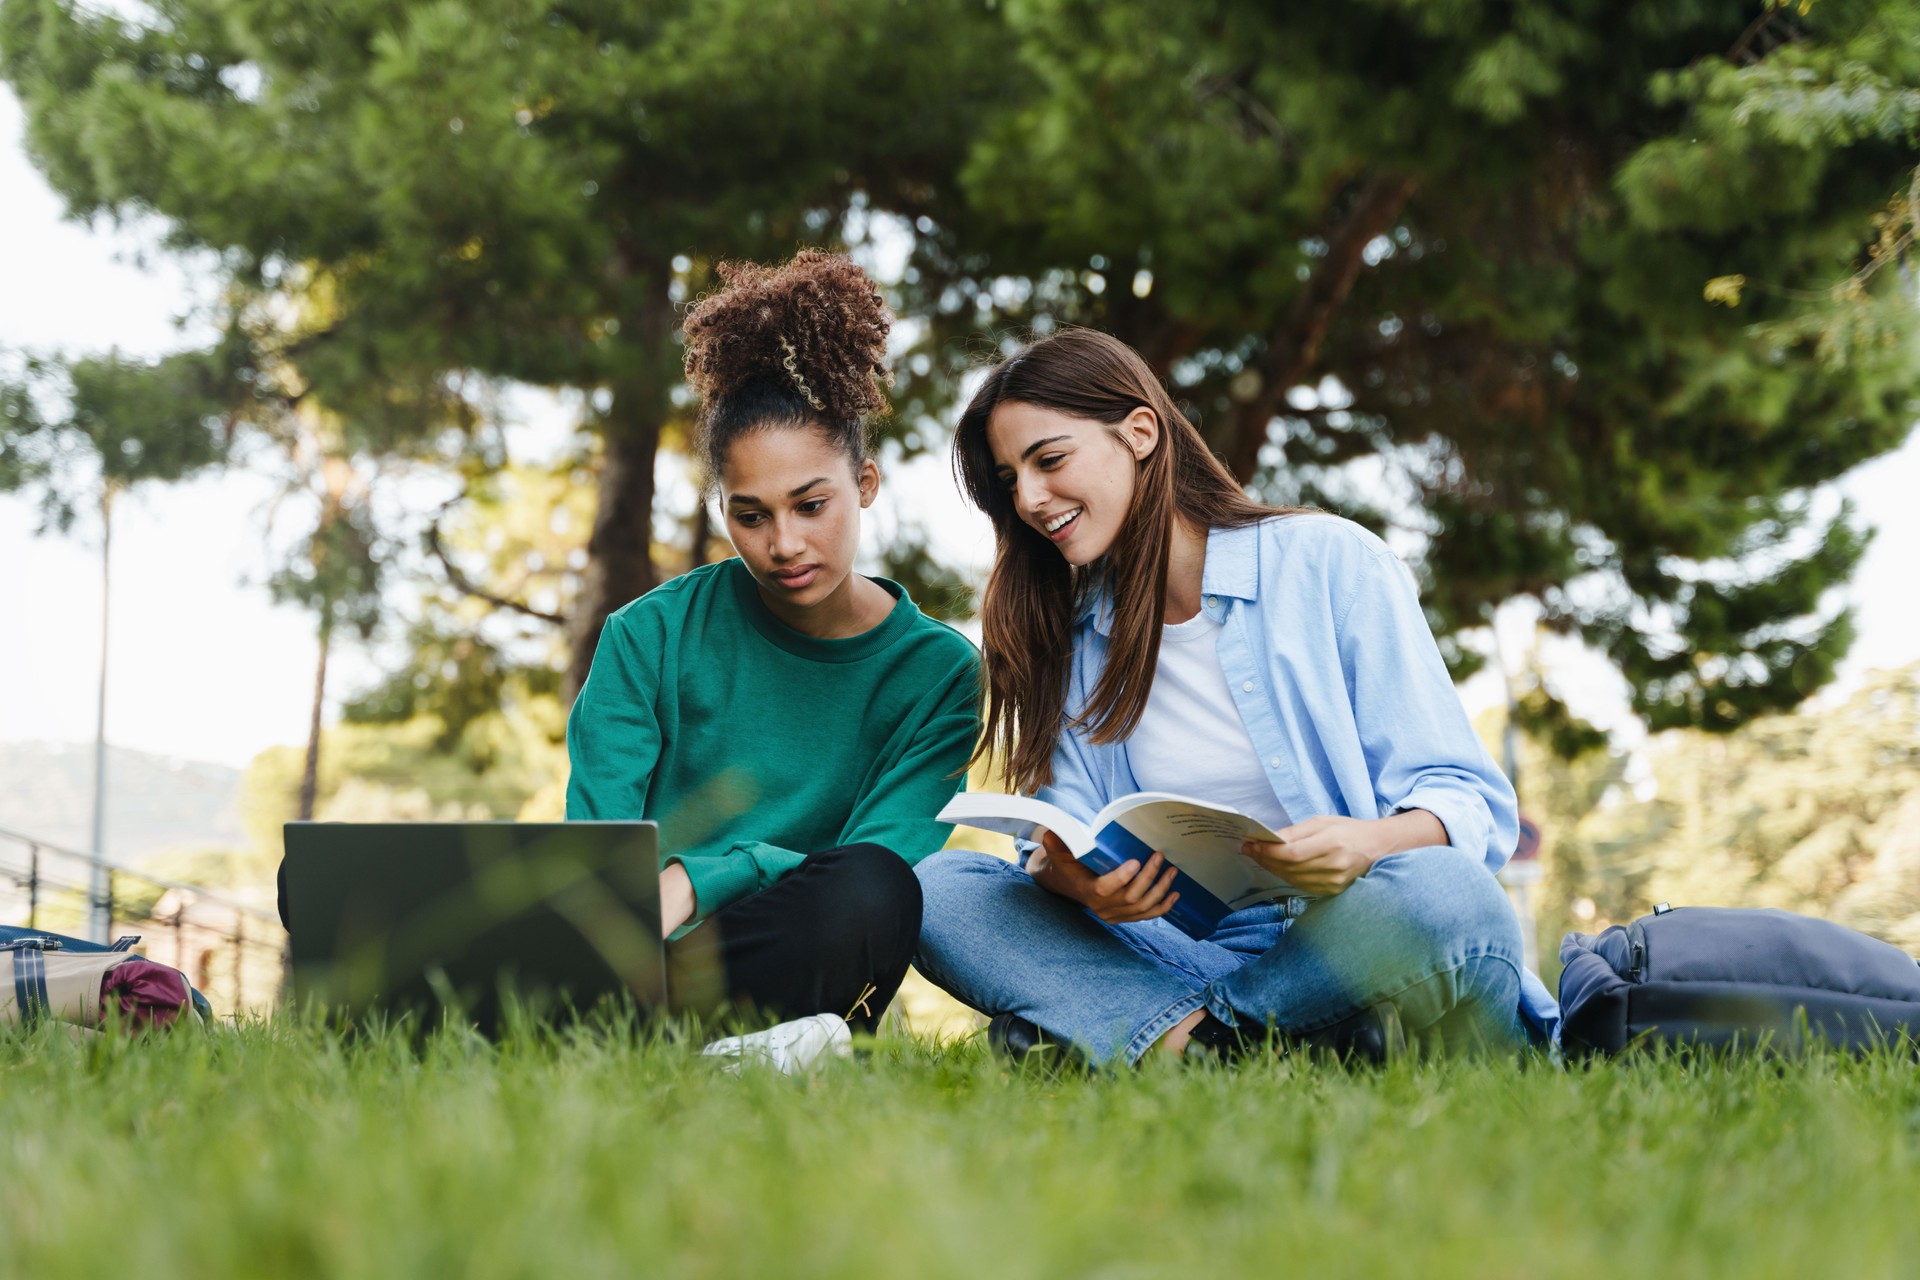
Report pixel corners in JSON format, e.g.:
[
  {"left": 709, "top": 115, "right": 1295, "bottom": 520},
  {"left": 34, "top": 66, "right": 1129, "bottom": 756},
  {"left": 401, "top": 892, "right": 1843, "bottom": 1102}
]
[{"left": 282, "top": 821, "right": 667, "bottom": 1032}]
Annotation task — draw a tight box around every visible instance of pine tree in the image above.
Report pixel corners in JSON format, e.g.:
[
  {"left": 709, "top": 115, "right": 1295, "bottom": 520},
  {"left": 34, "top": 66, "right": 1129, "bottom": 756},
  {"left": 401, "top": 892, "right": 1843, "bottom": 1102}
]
[
  {"left": 906, "top": 0, "right": 1920, "bottom": 734},
  {"left": 0, "top": 0, "right": 1018, "bottom": 692},
  {"left": 9, "top": 0, "right": 1917, "bottom": 736}
]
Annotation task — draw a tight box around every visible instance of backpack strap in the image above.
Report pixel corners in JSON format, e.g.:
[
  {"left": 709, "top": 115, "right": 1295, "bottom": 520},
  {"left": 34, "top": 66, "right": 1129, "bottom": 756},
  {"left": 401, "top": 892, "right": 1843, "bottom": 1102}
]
[{"left": 11, "top": 944, "right": 49, "bottom": 1028}]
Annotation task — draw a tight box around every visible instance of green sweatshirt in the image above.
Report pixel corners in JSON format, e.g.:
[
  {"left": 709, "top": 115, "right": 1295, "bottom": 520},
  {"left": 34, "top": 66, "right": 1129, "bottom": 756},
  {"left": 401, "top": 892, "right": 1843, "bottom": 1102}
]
[{"left": 564, "top": 558, "right": 980, "bottom": 924}]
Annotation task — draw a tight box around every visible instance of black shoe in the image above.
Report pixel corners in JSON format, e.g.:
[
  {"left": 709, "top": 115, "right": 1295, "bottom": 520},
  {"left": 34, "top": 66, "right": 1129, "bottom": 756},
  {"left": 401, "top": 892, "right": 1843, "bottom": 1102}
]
[
  {"left": 1182, "top": 1012, "right": 1254, "bottom": 1063},
  {"left": 1297, "top": 1001, "right": 1406, "bottom": 1065},
  {"left": 986, "top": 1014, "right": 1087, "bottom": 1072},
  {"left": 1184, "top": 1004, "right": 1407, "bottom": 1066}
]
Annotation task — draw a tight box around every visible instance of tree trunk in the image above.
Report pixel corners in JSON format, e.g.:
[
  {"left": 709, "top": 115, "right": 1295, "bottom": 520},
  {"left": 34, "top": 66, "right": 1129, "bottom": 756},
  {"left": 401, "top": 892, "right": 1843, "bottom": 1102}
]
[
  {"left": 569, "top": 387, "right": 665, "bottom": 698},
  {"left": 688, "top": 491, "right": 714, "bottom": 572},
  {"left": 299, "top": 612, "right": 332, "bottom": 821}
]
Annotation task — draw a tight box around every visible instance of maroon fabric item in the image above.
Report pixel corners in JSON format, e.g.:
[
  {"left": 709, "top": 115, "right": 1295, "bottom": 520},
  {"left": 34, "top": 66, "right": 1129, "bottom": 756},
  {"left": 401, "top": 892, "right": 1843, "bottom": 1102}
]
[{"left": 98, "top": 960, "right": 192, "bottom": 1030}]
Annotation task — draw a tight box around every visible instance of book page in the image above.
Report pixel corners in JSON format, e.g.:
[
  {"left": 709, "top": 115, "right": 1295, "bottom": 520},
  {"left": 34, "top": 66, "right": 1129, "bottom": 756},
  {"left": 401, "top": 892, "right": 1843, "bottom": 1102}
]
[
  {"left": 1102, "top": 795, "right": 1301, "bottom": 908},
  {"left": 935, "top": 793, "right": 1094, "bottom": 856}
]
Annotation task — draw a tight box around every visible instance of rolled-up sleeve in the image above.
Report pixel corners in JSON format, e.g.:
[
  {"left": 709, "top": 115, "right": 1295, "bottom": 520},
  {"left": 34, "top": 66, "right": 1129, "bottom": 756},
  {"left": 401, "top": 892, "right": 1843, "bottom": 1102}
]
[{"left": 1336, "top": 550, "right": 1518, "bottom": 872}]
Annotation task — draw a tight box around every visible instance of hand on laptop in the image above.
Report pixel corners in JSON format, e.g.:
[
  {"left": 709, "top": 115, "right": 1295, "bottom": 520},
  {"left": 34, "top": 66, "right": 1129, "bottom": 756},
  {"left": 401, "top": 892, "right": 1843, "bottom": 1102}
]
[{"left": 660, "top": 863, "right": 695, "bottom": 938}]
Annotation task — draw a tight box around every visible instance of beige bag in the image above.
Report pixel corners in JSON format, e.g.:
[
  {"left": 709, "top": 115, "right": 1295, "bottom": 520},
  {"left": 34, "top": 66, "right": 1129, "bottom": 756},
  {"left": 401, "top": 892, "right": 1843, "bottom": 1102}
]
[{"left": 1, "top": 936, "right": 143, "bottom": 1030}]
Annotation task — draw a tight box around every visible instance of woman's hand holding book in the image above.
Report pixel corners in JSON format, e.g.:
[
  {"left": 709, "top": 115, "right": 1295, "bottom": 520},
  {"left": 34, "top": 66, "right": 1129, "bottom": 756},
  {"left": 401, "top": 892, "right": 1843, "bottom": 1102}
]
[
  {"left": 1240, "top": 810, "right": 1448, "bottom": 897},
  {"left": 1028, "top": 828, "right": 1183, "bottom": 924}
]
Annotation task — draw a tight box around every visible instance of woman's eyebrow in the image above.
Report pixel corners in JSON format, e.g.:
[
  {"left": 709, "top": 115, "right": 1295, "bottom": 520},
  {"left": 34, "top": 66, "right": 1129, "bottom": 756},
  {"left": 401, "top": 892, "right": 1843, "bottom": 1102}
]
[
  {"left": 727, "top": 477, "right": 829, "bottom": 507},
  {"left": 1020, "top": 435, "right": 1071, "bottom": 461}
]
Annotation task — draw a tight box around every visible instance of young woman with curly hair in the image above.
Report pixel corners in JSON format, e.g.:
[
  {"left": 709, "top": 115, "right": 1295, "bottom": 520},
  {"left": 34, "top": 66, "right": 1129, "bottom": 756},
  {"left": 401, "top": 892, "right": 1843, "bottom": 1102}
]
[
  {"left": 566, "top": 252, "right": 980, "bottom": 1068},
  {"left": 913, "top": 328, "right": 1558, "bottom": 1068}
]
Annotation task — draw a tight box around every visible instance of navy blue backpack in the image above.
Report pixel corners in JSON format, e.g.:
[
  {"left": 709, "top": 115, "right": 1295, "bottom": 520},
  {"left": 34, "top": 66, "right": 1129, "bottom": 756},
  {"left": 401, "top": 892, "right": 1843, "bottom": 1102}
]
[{"left": 1559, "top": 905, "right": 1920, "bottom": 1058}]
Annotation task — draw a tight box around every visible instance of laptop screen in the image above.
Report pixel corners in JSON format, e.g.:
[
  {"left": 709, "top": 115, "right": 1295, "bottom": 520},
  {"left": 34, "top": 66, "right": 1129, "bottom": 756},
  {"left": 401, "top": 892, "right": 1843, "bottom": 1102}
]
[{"left": 283, "top": 821, "right": 665, "bottom": 1031}]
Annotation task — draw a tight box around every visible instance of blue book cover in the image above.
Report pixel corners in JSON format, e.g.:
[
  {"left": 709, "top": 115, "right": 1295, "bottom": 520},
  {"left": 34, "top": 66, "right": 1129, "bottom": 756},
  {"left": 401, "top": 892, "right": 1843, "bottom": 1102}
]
[
  {"left": 937, "top": 791, "right": 1305, "bottom": 940},
  {"left": 1078, "top": 820, "right": 1237, "bottom": 939}
]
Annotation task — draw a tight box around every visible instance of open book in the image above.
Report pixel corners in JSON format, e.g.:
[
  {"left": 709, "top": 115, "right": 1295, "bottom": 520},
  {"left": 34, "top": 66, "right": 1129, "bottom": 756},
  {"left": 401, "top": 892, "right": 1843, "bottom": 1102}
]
[{"left": 937, "top": 791, "right": 1305, "bottom": 939}]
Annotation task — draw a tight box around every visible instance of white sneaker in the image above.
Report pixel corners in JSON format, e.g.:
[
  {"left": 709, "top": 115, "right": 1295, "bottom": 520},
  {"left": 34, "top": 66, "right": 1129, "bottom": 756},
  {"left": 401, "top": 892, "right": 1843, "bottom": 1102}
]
[{"left": 700, "top": 1013, "right": 853, "bottom": 1075}]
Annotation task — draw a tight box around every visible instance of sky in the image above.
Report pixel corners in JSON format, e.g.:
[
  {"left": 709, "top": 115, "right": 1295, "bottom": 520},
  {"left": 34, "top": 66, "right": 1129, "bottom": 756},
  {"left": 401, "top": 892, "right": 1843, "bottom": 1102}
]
[{"left": 3, "top": 83, "right": 1918, "bottom": 777}]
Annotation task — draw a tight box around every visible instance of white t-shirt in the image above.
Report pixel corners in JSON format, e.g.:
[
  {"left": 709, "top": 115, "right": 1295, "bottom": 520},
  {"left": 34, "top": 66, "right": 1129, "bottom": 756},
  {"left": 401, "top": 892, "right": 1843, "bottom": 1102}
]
[{"left": 1125, "top": 610, "right": 1292, "bottom": 832}]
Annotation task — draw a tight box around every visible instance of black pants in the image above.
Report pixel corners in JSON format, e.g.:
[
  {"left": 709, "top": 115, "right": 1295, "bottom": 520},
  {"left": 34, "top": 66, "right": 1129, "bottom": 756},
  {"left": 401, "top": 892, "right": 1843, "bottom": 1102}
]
[{"left": 667, "top": 843, "right": 922, "bottom": 1034}]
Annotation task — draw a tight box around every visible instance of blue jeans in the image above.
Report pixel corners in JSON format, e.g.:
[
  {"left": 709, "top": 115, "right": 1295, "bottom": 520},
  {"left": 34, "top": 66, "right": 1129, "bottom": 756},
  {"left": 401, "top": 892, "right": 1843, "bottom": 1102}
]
[{"left": 914, "top": 844, "right": 1529, "bottom": 1067}]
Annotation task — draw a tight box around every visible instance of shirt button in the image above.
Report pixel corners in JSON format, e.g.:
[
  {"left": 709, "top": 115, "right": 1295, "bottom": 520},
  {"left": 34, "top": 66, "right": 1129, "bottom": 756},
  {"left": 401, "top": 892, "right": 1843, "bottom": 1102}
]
[
  {"left": 1205, "top": 596, "right": 1218, "bottom": 608},
  {"left": 1241, "top": 680, "right": 1255, "bottom": 692},
  {"left": 1269, "top": 757, "right": 1282, "bottom": 768}
]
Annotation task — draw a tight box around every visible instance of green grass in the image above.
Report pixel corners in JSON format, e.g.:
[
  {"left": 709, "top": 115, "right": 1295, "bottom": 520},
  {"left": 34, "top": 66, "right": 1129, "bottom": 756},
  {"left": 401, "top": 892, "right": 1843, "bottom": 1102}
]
[{"left": 3, "top": 1018, "right": 1918, "bottom": 1279}]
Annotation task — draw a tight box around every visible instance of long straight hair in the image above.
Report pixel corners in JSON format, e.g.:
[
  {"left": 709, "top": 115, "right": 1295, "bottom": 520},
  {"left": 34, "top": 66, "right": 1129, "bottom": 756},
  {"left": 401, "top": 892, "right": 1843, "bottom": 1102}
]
[{"left": 954, "top": 328, "right": 1301, "bottom": 793}]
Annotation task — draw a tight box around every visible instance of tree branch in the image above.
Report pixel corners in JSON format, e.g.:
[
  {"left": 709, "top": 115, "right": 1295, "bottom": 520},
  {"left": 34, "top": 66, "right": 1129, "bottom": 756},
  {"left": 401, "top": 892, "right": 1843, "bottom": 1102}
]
[
  {"left": 1225, "top": 173, "right": 1418, "bottom": 480},
  {"left": 1728, "top": 5, "right": 1805, "bottom": 65},
  {"left": 424, "top": 503, "right": 567, "bottom": 626}
]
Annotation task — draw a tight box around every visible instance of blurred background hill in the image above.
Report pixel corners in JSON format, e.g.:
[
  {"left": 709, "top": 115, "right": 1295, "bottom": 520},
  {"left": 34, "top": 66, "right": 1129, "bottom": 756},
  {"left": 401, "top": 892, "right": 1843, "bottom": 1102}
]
[{"left": 0, "top": 741, "right": 246, "bottom": 864}]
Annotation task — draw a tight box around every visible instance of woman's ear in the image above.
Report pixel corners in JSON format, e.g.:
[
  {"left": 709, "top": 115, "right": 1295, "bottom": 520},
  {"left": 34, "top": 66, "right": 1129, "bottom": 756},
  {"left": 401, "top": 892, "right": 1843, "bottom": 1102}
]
[
  {"left": 1118, "top": 406, "right": 1160, "bottom": 461},
  {"left": 857, "top": 457, "right": 881, "bottom": 508}
]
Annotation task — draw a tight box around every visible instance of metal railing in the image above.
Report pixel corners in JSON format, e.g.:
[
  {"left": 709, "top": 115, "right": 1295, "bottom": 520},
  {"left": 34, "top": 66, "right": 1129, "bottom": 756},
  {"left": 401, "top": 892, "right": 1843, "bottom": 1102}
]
[{"left": 0, "top": 823, "right": 286, "bottom": 1014}]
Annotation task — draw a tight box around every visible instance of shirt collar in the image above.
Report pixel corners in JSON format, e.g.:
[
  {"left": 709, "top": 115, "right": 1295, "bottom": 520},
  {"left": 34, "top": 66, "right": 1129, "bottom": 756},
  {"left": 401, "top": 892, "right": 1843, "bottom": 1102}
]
[
  {"left": 1200, "top": 522, "right": 1262, "bottom": 603},
  {"left": 1080, "top": 522, "right": 1263, "bottom": 637}
]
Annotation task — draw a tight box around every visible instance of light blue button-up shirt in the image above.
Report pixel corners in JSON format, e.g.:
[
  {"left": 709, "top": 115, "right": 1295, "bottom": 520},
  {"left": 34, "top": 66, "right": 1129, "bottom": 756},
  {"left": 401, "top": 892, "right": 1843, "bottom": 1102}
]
[{"left": 1035, "top": 513, "right": 1559, "bottom": 1035}]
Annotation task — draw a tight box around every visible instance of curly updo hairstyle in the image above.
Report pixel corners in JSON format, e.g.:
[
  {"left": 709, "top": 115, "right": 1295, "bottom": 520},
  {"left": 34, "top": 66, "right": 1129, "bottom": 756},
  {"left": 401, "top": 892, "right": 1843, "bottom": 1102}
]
[{"left": 681, "top": 251, "right": 893, "bottom": 484}]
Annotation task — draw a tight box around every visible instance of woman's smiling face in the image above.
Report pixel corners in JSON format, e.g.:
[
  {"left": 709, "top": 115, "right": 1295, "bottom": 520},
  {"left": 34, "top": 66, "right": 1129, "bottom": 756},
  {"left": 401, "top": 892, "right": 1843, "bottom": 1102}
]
[{"left": 985, "top": 401, "right": 1159, "bottom": 566}]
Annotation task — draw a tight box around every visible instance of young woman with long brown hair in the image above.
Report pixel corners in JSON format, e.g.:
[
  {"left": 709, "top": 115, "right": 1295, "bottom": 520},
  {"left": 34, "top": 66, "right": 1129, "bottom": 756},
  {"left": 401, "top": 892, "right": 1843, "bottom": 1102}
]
[
  {"left": 566, "top": 252, "right": 980, "bottom": 1070},
  {"left": 914, "top": 328, "right": 1556, "bottom": 1066}
]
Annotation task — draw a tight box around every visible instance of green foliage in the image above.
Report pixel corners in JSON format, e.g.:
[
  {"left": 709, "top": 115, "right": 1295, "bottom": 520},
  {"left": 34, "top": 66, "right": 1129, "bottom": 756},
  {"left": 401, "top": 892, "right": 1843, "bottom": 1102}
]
[
  {"left": 0, "top": 338, "right": 253, "bottom": 526},
  {"left": 241, "top": 696, "right": 570, "bottom": 859},
  {"left": 5, "top": 1022, "right": 1920, "bottom": 1277},
  {"left": 909, "top": 0, "right": 1920, "bottom": 735},
  {"left": 337, "top": 459, "right": 587, "bottom": 738},
  {"left": 1511, "top": 686, "right": 1611, "bottom": 762},
  {"left": 267, "top": 499, "right": 386, "bottom": 641},
  {"left": 343, "top": 620, "right": 561, "bottom": 749},
  {"left": 1535, "top": 662, "right": 1920, "bottom": 957},
  {"left": 419, "top": 458, "right": 595, "bottom": 628},
  {"left": 244, "top": 462, "right": 579, "bottom": 835},
  {"left": 873, "top": 525, "right": 977, "bottom": 623},
  {"left": 7, "top": 0, "right": 1918, "bottom": 740},
  {"left": 0, "top": 0, "right": 1023, "bottom": 683}
]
